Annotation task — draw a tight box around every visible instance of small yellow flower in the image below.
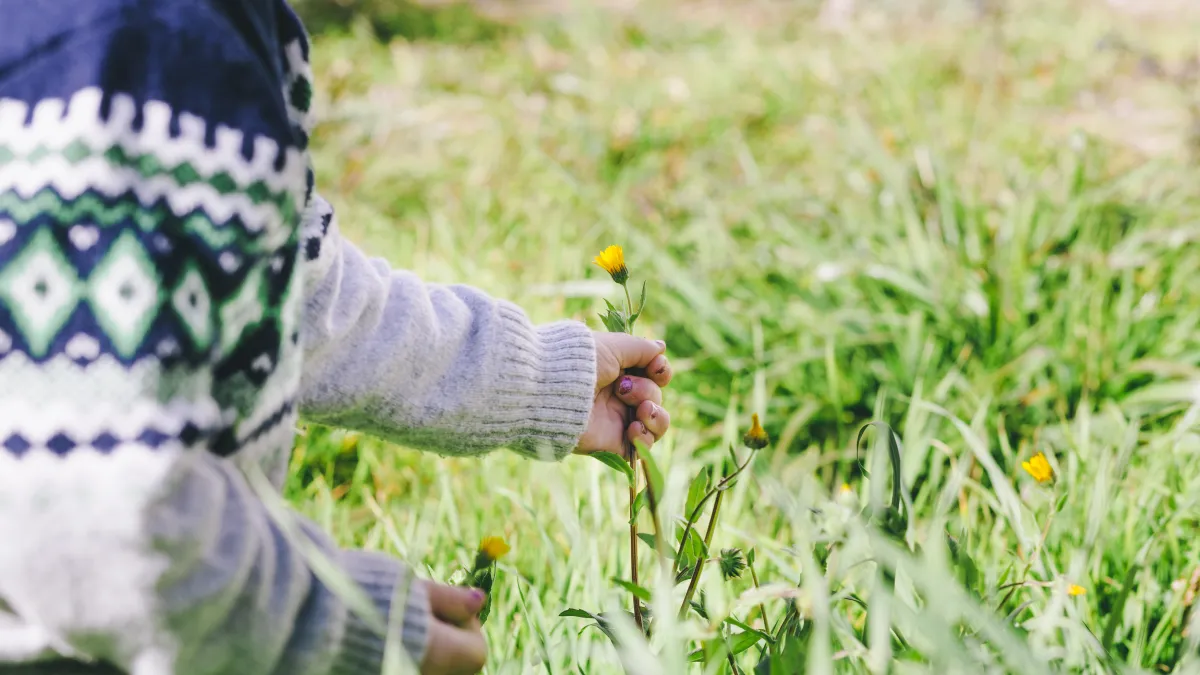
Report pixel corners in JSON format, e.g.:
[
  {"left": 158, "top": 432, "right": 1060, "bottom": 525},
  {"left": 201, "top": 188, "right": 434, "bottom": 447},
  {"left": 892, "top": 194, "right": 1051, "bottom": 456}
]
[
  {"left": 593, "top": 245, "right": 629, "bottom": 285},
  {"left": 1068, "top": 584, "right": 1086, "bottom": 596},
  {"left": 743, "top": 413, "right": 769, "bottom": 450},
  {"left": 1021, "top": 452, "right": 1053, "bottom": 484},
  {"left": 478, "top": 536, "right": 511, "bottom": 563},
  {"left": 835, "top": 481, "right": 857, "bottom": 509}
]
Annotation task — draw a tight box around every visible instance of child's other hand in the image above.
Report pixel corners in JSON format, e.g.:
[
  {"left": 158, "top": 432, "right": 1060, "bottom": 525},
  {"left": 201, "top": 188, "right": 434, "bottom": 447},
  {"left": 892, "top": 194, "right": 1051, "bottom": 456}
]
[
  {"left": 421, "top": 582, "right": 488, "bottom": 674},
  {"left": 575, "top": 333, "right": 673, "bottom": 457}
]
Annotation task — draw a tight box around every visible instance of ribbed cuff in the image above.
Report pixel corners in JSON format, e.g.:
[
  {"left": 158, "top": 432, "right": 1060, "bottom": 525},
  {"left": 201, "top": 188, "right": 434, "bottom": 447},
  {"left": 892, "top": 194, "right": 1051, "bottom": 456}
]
[
  {"left": 492, "top": 303, "right": 596, "bottom": 461},
  {"left": 330, "top": 551, "right": 430, "bottom": 675}
]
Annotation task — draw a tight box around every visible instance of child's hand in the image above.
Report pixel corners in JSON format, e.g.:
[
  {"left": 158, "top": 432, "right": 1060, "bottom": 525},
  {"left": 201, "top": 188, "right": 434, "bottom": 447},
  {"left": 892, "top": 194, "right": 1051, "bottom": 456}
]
[
  {"left": 575, "top": 333, "right": 673, "bottom": 457},
  {"left": 421, "top": 582, "right": 488, "bottom": 674}
]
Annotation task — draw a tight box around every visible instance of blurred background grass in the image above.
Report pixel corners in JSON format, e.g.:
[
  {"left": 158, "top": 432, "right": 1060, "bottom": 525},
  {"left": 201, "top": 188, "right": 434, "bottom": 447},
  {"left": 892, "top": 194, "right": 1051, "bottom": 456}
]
[{"left": 284, "top": 0, "right": 1200, "bottom": 671}]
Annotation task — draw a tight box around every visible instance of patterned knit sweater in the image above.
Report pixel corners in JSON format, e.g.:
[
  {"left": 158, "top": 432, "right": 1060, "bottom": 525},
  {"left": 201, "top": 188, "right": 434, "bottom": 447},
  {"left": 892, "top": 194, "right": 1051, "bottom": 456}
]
[{"left": 0, "top": 1, "right": 596, "bottom": 673}]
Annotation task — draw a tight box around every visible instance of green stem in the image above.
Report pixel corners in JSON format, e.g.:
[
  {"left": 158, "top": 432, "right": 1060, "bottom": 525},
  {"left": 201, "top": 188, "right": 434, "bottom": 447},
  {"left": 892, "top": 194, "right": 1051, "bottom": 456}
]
[
  {"left": 629, "top": 473, "right": 643, "bottom": 631},
  {"left": 679, "top": 487, "right": 726, "bottom": 618},
  {"left": 747, "top": 556, "right": 771, "bottom": 634},
  {"left": 994, "top": 510, "right": 1055, "bottom": 618},
  {"left": 673, "top": 453, "right": 756, "bottom": 574},
  {"left": 621, "top": 280, "right": 644, "bottom": 632}
]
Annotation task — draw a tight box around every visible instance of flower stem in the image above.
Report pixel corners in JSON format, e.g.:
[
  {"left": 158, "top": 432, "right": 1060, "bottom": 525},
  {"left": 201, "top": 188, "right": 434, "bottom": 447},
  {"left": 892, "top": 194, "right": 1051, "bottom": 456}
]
[
  {"left": 673, "top": 452, "right": 756, "bottom": 574},
  {"left": 747, "top": 555, "right": 771, "bottom": 634},
  {"left": 679, "top": 486, "right": 726, "bottom": 618},
  {"left": 629, "top": 461, "right": 643, "bottom": 631},
  {"left": 621, "top": 281, "right": 644, "bottom": 632}
]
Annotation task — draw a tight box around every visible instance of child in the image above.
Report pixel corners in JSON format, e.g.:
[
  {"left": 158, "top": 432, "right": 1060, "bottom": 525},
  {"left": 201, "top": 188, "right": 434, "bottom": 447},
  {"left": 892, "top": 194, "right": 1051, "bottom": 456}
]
[{"left": 0, "top": 1, "right": 672, "bottom": 673}]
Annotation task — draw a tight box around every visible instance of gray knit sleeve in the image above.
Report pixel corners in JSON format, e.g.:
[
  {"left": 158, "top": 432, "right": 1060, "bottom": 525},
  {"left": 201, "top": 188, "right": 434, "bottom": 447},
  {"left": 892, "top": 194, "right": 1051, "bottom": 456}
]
[
  {"left": 151, "top": 450, "right": 430, "bottom": 675},
  {"left": 296, "top": 196, "right": 597, "bottom": 461}
]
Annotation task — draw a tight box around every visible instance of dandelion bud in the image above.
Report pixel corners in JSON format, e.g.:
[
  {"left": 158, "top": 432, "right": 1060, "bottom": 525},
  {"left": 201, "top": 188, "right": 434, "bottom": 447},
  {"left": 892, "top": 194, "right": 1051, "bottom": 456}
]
[
  {"left": 743, "top": 413, "right": 769, "bottom": 450},
  {"left": 719, "top": 548, "right": 746, "bottom": 580}
]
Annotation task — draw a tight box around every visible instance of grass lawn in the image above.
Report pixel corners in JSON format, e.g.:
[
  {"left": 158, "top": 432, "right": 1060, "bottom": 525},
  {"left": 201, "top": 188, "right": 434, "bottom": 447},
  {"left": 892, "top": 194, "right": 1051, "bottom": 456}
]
[{"left": 286, "top": 0, "right": 1200, "bottom": 671}]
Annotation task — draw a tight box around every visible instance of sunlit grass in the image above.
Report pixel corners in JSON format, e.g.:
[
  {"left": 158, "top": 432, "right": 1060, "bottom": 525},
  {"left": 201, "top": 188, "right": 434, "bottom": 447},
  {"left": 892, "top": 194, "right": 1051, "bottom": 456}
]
[{"left": 288, "top": 0, "right": 1200, "bottom": 671}]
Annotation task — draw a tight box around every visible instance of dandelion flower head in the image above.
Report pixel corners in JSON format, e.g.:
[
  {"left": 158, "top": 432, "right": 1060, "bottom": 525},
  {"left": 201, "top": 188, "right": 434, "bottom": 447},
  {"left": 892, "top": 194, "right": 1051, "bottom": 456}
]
[
  {"left": 592, "top": 245, "right": 629, "bottom": 285},
  {"left": 1021, "top": 452, "right": 1053, "bottom": 484}
]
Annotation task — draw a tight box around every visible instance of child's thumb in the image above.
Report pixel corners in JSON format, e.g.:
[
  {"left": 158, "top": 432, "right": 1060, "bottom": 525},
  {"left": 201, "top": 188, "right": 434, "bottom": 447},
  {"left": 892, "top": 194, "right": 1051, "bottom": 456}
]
[{"left": 428, "top": 583, "right": 487, "bottom": 624}]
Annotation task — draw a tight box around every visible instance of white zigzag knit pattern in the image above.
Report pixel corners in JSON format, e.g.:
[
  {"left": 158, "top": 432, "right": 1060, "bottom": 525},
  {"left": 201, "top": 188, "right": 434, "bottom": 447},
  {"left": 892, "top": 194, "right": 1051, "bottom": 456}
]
[
  {"left": 0, "top": 158, "right": 295, "bottom": 245},
  {"left": 0, "top": 89, "right": 307, "bottom": 196},
  {"left": 0, "top": 354, "right": 221, "bottom": 444}
]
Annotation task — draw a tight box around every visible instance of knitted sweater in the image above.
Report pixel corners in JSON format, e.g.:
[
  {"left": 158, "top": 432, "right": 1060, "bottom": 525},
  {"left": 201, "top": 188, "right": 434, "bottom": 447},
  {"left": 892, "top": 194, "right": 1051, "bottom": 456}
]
[{"left": 0, "top": 1, "right": 596, "bottom": 673}]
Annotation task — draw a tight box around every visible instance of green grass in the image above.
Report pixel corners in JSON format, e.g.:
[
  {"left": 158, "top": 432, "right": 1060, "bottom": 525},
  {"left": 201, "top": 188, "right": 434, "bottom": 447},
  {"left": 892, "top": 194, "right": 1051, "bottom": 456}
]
[{"left": 286, "top": 0, "right": 1200, "bottom": 671}]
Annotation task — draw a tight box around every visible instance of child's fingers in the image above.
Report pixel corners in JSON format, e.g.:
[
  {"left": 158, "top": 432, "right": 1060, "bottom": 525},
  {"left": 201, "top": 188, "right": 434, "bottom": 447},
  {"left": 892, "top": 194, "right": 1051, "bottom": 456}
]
[
  {"left": 646, "top": 353, "right": 672, "bottom": 387},
  {"left": 627, "top": 421, "right": 657, "bottom": 450},
  {"left": 615, "top": 375, "right": 662, "bottom": 407},
  {"left": 422, "top": 619, "right": 488, "bottom": 675},
  {"left": 427, "top": 583, "right": 486, "bottom": 626},
  {"left": 608, "top": 333, "right": 667, "bottom": 370},
  {"left": 636, "top": 400, "right": 670, "bottom": 439}
]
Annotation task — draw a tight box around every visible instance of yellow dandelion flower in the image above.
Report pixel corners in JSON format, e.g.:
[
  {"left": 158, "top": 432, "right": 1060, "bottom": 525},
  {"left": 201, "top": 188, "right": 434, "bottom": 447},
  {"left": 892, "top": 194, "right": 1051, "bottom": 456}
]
[
  {"left": 1068, "top": 584, "right": 1086, "bottom": 596},
  {"left": 743, "top": 413, "right": 769, "bottom": 450},
  {"left": 1021, "top": 452, "right": 1053, "bottom": 484},
  {"left": 478, "top": 536, "right": 511, "bottom": 564},
  {"left": 835, "top": 481, "right": 857, "bottom": 509},
  {"left": 593, "top": 245, "right": 629, "bottom": 285}
]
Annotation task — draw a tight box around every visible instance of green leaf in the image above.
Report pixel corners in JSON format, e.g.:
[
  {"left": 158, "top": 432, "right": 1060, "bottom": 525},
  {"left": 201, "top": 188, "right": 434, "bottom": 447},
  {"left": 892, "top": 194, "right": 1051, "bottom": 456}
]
[
  {"left": 692, "top": 591, "right": 712, "bottom": 620},
  {"left": 590, "top": 452, "right": 634, "bottom": 484},
  {"left": 728, "top": 629, "right": 765, "bottom": 655},
  {"left": 628, "top": 281, "right": 648, "bottom": 327},
  {"left": 610, "top": 578, "right": 652, "bottom": 602},
  {"left": 594, "top": 611, "right": 648, "bottom": 644},
  {"left": 560, "top": 608, "right": 599, "bottom": 620},
  {"left": 630, "top": 488, "right": 648, "bottom": 524},
  {"left": 687, "top": 648, "right": 705, "bottom": 663},
  {"left": 1055, "top": 492, "right": 1069, "bottom": 513},
  {"left": 675, "top": 563, "right": 695, "bottom": 585},
  {"left": 747, "top": 548, "right": 756, "bottom": 566},
  {"left": 1103, "top": 562, "right": 1143, "bottom": 651},
  {"left": 637, "top": 532, "right": 673, "bottom": 558},
  {"left": 640, "top": 451, "right": 665, "bottom": 503},
  {"left": 855, "top": 421, "right": 906, "bottom": 512},
  {"left": 600, "top": 308, "right": 627, "bottom": 333},
  {"left": 726, "top": 445, "right": 741, "bottom": 477},
  {"left": 956, "top": 550, "right": 981, "bottom": 597},
  {"left": 756, "top": 628, "right": 808, "bottom": 674},
  {"left": 724, "top": 616, "right": 774, "bottom": 644},
  {"left": 684, "top": 526, "right": 708, "bottom": 561},
  {"left": 685, "top": 471, "right": 710, "bottom": 519},
  {"left": 697, "top": 638, "right": 725, "bottom": 664}
]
